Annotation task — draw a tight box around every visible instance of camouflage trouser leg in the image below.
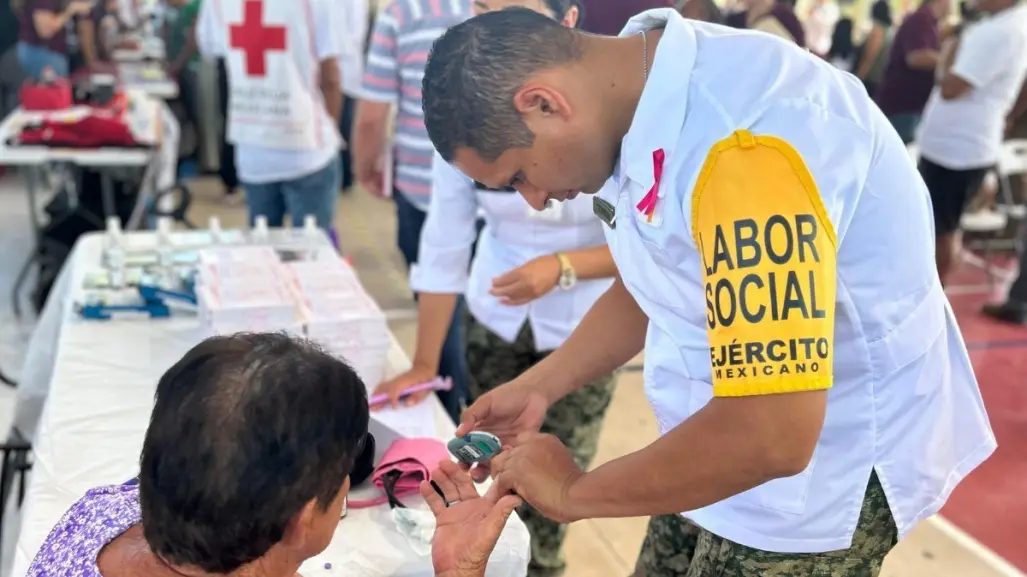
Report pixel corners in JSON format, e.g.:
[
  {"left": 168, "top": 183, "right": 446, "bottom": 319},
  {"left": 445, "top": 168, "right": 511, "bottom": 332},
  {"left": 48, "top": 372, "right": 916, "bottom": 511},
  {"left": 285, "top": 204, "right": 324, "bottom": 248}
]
[
  {"left": 465, "top": 314, "right": 616, "bottom": 577},
  {"left": 633, "top": 471, "right": 897, "bottom": 577}
]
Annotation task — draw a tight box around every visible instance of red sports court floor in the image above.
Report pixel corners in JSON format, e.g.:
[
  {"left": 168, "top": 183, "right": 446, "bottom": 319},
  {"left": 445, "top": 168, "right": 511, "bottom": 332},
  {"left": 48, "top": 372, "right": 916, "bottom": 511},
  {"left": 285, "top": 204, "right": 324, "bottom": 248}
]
[{"left": 939, "top": 259, "right": 1027, "bottom": 572}]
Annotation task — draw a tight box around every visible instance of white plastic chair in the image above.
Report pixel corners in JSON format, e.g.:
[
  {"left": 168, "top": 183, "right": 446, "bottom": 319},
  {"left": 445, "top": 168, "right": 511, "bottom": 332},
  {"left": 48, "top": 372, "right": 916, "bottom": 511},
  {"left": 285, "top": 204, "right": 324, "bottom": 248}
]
[{"left": 957, "top": 140, "right": 1027, "bottom": 290}]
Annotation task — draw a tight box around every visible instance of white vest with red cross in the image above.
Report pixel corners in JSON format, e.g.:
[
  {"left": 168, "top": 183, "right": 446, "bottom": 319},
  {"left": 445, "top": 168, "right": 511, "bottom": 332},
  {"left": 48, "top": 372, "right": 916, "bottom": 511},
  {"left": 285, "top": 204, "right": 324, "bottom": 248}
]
[{"left": 213, "top": 0, "right": 326, "bottom": 150}]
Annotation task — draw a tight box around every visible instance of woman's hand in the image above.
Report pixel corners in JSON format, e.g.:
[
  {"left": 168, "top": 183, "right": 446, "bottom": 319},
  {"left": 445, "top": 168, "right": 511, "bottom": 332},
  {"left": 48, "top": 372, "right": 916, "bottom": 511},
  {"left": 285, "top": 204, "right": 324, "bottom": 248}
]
[
  {"left": 421, "top": 461, "right": 522, "bottom": 577},
  {"left": 371, "top": 364, "right": 437, "bottom": 410},
  {"left": 489, "top": 255, "right": 561, "bottom": 306}
]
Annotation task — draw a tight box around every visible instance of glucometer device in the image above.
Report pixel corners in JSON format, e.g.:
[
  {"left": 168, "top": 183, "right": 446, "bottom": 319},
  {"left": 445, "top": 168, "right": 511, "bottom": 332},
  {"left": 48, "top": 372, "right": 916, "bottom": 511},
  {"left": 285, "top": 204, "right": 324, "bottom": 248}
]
[{"left": 448, "top": 432, "right": 503, "bottom": 465}]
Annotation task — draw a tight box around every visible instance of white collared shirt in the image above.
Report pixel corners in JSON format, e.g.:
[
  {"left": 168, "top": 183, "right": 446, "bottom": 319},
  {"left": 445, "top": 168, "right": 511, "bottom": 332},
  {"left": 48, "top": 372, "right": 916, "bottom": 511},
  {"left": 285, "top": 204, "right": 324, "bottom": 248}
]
[
  {"left": 918, "top": 4, "right": 1027, "bottom": 169},
  {"left": 410, "top": 154, "right": 612, "bottom": 351},
  {"left": 599, "top": 9, "right": 994, "bottom": 553}
]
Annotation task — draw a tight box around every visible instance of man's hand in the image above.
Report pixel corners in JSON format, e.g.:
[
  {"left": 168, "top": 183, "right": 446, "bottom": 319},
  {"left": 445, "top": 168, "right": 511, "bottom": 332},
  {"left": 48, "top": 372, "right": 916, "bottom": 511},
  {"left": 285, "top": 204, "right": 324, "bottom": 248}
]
[
  {"left": 937, "top": 36, "right": 960, "bottom": 77},
  {"left": 371, "top": 364, "right": 436, "bottom": 410},
  {"left": 489, "top": 255, "right": 561, "bottom": 306},
  {"left": 358, "top": 167, "right": 385, "bottom": 198},
  {"left": 352, "top": 101, "right": 391, "bottom": 199},
  {"left": 489, "top": 433, "right": 585, "bottom": 524},
  {"left": 422, "top": 460, "right": 522, "bottom": 577},
  {"left": 456, "top": 380, "right": 550, "bottom": 482}
]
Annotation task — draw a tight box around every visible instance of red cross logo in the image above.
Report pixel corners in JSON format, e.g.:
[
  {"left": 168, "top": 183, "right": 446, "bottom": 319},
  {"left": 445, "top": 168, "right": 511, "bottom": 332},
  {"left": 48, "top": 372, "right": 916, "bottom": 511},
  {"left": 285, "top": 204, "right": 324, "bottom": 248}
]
[{"left": 229, "top": 0, "right": 287, "bottom": 77}]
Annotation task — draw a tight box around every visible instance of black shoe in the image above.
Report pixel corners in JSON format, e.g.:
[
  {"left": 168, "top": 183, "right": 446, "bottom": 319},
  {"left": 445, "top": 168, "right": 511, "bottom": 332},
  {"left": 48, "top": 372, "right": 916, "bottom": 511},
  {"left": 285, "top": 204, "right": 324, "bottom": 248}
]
[{"left": 981, "top": 302, "right": 1027, "bottom": 325}]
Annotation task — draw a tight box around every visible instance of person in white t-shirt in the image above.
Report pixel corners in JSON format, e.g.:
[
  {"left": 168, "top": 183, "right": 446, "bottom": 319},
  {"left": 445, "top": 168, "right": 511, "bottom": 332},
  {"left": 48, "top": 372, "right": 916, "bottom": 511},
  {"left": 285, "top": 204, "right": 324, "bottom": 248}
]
[
  {"left": 196, "top": 0, "right": 344, "bottom": 230},
  {"left": 916, "top": 0, "right": 1027, "bottom": 283}
]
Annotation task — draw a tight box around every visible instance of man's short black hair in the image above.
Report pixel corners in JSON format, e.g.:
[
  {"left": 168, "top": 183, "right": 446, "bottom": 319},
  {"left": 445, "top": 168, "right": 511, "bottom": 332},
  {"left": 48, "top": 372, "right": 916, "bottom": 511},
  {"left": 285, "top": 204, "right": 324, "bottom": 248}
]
[
  {"left": 139, "top": 333, "right": 369, "bottom": 573},
  {"left": 422, "top": 7, "right": 581, "bottom": 163}
]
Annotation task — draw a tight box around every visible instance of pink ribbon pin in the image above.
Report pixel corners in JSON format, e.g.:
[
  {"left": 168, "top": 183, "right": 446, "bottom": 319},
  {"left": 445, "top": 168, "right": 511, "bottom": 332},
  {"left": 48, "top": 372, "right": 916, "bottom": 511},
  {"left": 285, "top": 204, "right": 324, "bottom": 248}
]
[{"left": 635, "top": 149, "right": 665, "bottom": 223}]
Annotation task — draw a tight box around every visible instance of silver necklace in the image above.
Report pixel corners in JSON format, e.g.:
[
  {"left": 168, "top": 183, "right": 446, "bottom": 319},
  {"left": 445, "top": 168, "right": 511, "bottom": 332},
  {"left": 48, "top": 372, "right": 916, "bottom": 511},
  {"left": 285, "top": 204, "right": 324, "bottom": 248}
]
[{"left": 640, "top": 31, "right": 650, "bottom": 82}]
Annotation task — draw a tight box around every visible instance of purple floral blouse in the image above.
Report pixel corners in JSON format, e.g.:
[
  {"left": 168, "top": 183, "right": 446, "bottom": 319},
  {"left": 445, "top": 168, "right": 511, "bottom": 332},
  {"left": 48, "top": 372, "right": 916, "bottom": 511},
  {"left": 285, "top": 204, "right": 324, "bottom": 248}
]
[{"left": 27, "top": 480, "right": 142, "bottom": 576}]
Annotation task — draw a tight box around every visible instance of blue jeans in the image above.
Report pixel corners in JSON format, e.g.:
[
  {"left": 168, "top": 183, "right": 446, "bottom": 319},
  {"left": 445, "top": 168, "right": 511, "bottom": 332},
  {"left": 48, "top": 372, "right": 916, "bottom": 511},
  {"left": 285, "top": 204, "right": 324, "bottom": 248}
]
[
  {"left": 888, "top": 113, "right": 921, "bottom": 145},
  {"left": 395, "top": 190, "right": 471, "bottom": 423},
  {"left": 16, "top": 42, "right": 69, "bottom": 80},
  {"left": 244, "top": 158, "right": 341, "bottom": 229}
]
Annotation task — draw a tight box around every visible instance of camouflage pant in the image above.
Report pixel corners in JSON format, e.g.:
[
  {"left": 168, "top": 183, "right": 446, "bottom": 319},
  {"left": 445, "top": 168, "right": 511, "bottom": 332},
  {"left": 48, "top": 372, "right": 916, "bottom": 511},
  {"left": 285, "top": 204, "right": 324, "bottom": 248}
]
[
  {"left": 465, "top": 314, "right": 616, "bottom": 577},
  {"left": 632, "top": 472, "right": 897, "bottom": 577}
]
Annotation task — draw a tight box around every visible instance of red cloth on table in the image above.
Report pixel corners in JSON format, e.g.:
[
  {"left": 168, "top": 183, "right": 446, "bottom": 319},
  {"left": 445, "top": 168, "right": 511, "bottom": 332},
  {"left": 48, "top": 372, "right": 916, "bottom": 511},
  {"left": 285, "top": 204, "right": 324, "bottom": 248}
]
[{"left": 16, "top": 114, "right": 140, "bottom": 149}]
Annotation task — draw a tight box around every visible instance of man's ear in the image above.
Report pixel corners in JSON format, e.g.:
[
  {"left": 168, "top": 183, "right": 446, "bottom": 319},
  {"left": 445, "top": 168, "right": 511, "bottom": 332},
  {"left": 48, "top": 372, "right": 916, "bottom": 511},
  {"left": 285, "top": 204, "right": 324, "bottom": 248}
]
[
  {"left": 282, "top": 498, "right": 320, "bottom": 549},
  {"left": 512, "top": 85, "right": 572, "bottom": 120}
]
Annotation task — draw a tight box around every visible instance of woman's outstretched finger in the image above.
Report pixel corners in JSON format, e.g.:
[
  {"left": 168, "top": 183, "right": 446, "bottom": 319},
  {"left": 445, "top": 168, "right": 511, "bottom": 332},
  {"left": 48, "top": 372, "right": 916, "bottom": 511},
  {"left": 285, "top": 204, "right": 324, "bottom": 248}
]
[
  {"left": 420, "top": 481, "right": 447, "bottom": 516},
  {"left": 433, "top": 461, "right": 462, "bottom": 502},
  {"left": 443, "top": 460, "right": 480, "bottom": 501}
]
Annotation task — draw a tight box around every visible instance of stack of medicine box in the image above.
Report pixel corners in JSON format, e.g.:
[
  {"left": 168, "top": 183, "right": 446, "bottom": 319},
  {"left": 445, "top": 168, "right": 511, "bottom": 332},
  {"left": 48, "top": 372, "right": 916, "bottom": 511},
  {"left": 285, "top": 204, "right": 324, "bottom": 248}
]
[
  {"left": 195, "top": 246, "right": 301, "bottom": 336},
  {"left": 289, "top": 258, "right": 390, "bottom": 390}
]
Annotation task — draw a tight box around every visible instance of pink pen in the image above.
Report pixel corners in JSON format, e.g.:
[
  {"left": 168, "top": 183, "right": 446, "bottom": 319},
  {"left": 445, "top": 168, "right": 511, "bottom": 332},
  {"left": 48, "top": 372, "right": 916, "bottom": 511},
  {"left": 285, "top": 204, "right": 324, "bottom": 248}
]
[{"left": 368, "top": 377, "right": 453, "bottom": 406}]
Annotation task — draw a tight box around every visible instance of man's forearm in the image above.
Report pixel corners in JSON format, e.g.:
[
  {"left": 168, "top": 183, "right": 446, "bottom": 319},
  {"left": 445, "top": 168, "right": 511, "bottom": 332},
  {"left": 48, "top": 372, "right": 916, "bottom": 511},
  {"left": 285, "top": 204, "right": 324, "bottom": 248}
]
[
  {"left": 521, "top": 276, "right": 646, "bottom": 404},
  {"left": 321, "top": 84, "right": 343, "bottom": 126},
  {"left": 318, "top": 57, "right": 344, "bottom": 126},
  {"left": 352, "top": 101, "right": 390, "bottom": 180},
  {"left": 566, "top": 392, "right": 826, "bottom": 519},
  {"left": 412, "top": 293, "right": 460, "bottom": 371},
  {"left": 563, "top": 245, "right": 616, "bottom": 281},
  {"left": 935, "top": 38, "right": 959, "bottom": 80},
  {"left": 34, "top": 9, "right": 74, "bottom": 39},
  {"left": 855, "top": 33, "right": 881, "bottom": 79},
  {"left": 78, "top": 19, "right": 99, "bottom": 66},
  {"left": 906, "top": 49, "right": 939, "bottom": 70}
]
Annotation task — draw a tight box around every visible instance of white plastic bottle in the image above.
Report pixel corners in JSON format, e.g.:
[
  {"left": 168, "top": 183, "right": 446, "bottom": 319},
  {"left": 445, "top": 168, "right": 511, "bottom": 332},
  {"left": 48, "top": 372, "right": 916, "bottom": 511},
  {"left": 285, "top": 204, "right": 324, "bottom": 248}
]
[
  {"left": 104, "top": 217, "right": 126, "bottom": 288},
  {"left": 303, "top": 215, "right": 319, "bottom": 260},
  {"left": 156, "top": 217, "right": 176, "bottom": 288},
  {"left": 209, "top": 216, "right": 223, "bottom": 244},
  {"left": 251, "top": 215, "right": 270, "bottom": 244}
]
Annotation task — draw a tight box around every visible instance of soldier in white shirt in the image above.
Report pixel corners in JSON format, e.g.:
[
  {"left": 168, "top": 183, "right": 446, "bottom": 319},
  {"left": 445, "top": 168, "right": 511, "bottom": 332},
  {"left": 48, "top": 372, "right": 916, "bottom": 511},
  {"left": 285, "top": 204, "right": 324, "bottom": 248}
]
[
  {"left": 196, "top": 0, "right": 344, "bottom": 229},
  {"left": 420, "top": 8, "right": 995, "bottom": 576}
]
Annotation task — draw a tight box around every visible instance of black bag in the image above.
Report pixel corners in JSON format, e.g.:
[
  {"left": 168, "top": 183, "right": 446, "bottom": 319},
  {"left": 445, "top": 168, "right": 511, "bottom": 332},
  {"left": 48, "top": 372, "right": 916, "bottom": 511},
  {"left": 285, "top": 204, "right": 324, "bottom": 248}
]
[{"left": 31, "top": 168, "right": 140, "bottom": 313}]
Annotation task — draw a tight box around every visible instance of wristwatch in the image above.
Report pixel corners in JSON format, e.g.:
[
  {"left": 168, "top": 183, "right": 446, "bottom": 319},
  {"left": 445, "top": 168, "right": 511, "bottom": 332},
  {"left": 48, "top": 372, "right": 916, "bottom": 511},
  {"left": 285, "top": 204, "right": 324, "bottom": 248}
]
[{"left": 555, "top": 252, "right": 577, "bottom": 290}]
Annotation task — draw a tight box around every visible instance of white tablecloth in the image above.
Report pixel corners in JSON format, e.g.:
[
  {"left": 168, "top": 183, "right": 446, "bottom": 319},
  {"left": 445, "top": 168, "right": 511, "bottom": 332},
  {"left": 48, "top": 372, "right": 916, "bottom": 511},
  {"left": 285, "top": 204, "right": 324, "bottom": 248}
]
[
  {"left": 0, "top": 92, "right": 180, "bottom": 192},
  {"left": 10, "top": 232, "right": 530, "bottom": 577},
  {"left": 116, "top": 61, "right": 179, "bottom": 100}
]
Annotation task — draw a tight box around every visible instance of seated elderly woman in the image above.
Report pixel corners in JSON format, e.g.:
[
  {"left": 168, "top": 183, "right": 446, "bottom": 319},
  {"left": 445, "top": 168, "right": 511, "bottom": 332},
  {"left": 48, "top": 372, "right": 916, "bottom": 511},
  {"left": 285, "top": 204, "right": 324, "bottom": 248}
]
[{"left": 27, "top": 332, "right": 520, "bottom": 577}]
